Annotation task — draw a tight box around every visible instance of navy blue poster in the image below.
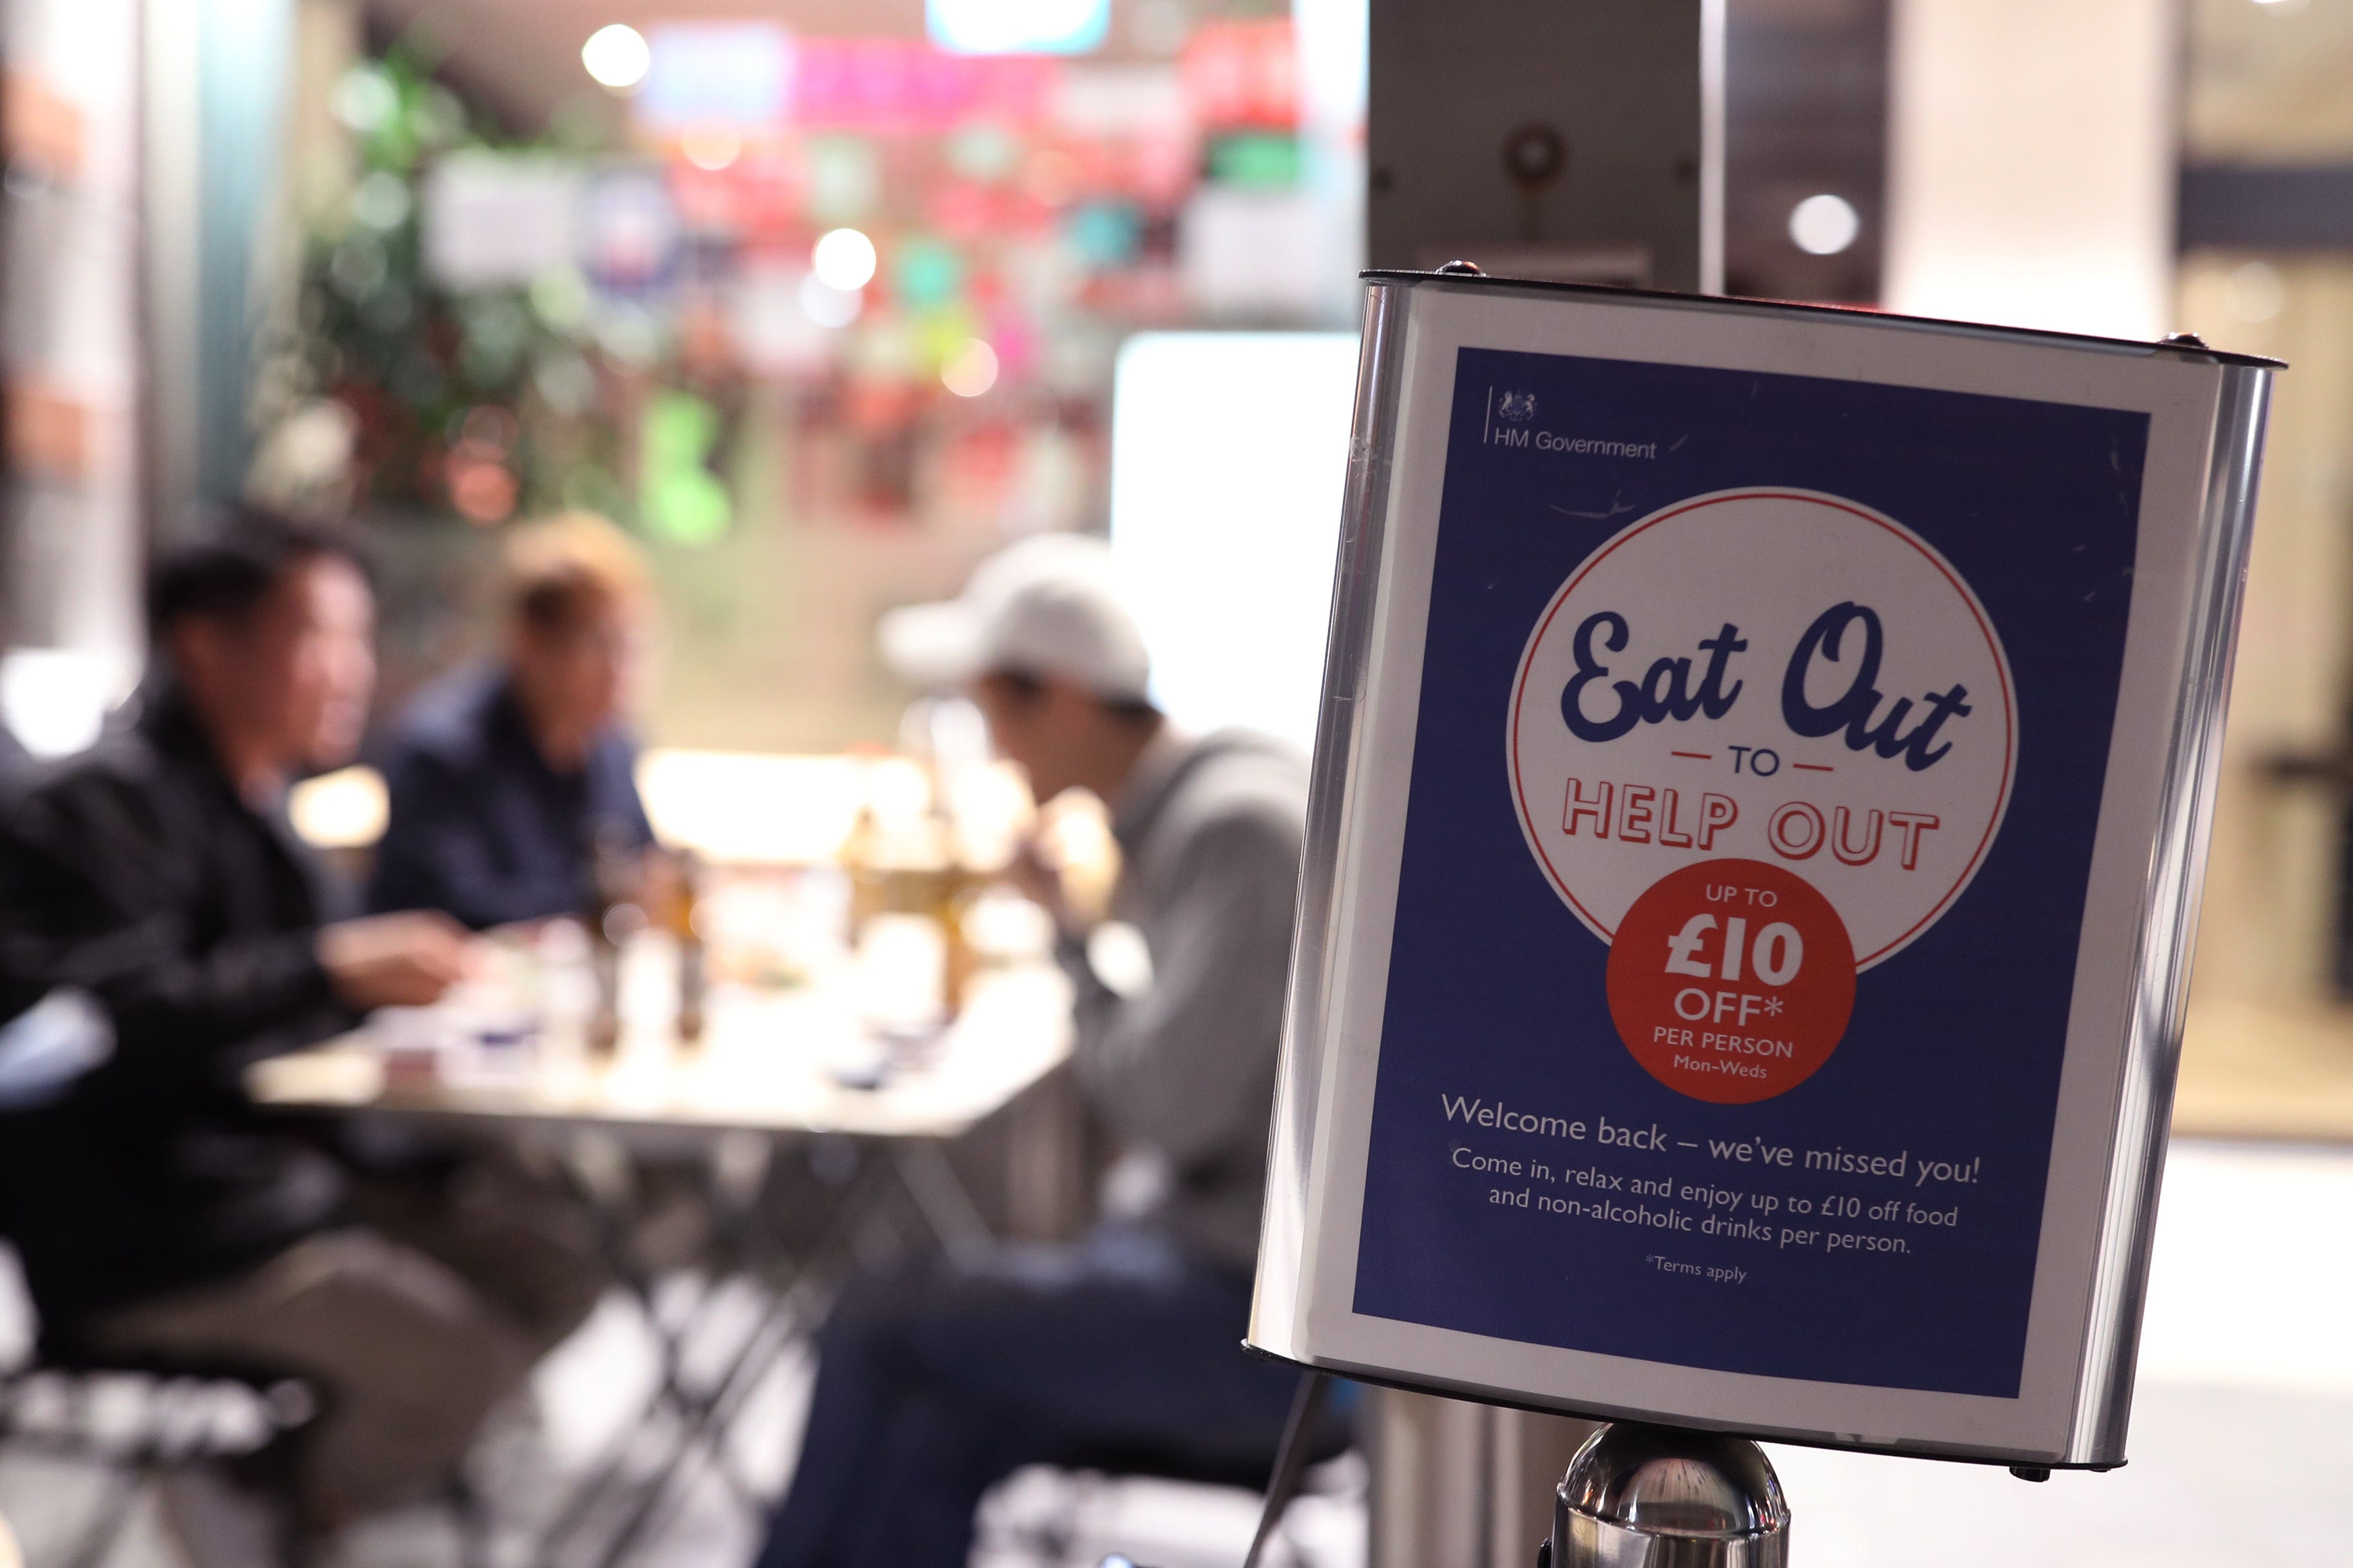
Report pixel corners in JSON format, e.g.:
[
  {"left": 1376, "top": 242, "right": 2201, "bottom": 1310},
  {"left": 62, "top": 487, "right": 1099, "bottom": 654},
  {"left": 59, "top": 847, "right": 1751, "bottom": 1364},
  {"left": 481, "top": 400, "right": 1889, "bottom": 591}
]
[{"left": 1349, "top": 347, "right": 2148, "bottom": 1398}]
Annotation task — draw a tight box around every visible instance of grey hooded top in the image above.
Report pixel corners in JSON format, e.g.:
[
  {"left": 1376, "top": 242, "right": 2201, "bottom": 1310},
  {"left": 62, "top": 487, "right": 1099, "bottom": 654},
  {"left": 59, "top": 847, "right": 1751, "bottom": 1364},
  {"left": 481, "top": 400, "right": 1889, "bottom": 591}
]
[{"left": 1059, "top": 728, "right": 1309, "bottom": 1272}]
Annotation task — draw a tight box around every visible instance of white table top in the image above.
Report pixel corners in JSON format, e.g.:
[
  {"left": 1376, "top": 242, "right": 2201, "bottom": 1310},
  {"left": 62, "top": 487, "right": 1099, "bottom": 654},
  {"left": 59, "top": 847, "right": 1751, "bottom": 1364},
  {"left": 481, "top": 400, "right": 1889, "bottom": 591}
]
[{"left": 249, "top": 951, "right": 1073, "bottom": 1141}]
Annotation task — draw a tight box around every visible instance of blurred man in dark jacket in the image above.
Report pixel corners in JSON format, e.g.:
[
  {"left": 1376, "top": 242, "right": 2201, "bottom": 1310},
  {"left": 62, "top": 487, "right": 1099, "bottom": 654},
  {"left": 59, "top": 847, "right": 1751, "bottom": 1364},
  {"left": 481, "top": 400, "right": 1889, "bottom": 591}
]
[
  {"left": 0, "top": 510, "right": 600, "bottom": 1563},
  {"left": 367, "top": 513, "right": 656, "bottom": 929}
]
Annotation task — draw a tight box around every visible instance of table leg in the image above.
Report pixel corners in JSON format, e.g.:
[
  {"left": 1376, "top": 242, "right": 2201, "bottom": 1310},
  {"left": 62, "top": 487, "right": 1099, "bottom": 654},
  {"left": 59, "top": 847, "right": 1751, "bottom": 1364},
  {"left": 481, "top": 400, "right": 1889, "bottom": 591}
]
[
  {"left": 890, "top": 1139, "right": 995, "bottom": 1248},
  {"left": 531, "top": 1138, "right": 901, "bottom": 1568},
  {"left": 532, "top": 1128, "right": 1020, "bottom": 1568}
]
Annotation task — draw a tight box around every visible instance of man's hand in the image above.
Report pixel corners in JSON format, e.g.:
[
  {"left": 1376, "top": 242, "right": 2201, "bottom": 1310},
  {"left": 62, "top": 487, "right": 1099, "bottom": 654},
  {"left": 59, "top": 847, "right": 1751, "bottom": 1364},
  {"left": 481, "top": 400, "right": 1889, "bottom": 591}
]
[
  {"left": 317, "top": 911, "right": 471, "bottom": 1011},
  {"left": 1004, "top": 838, "right": 1076, "bottom": 936}
]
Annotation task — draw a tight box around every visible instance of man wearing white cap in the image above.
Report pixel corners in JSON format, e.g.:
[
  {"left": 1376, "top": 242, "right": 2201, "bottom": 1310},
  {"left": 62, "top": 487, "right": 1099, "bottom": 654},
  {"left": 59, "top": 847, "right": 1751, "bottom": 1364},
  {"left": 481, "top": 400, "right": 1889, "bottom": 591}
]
[{"left": 756, "top": 534, "right": 1320, "bottom": 1568}]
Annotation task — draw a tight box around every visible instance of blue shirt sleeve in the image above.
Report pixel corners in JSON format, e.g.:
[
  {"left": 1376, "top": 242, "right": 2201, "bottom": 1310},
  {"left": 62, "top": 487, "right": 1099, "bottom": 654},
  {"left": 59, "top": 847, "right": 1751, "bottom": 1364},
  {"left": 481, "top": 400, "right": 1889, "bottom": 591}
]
[
  {"left": 368, "top": 726, "right": 654, "bottom": 930},
  {"left": 367, "top": 748, "right": 578, "bottom": 929}
]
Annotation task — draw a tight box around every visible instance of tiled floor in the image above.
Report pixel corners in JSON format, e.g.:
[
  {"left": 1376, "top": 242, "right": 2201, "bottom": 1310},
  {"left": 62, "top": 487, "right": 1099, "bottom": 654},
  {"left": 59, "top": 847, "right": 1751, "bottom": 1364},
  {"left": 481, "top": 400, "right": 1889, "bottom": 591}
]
[
  {"left": 1767, "top": 1138, "right": 2353, "bottom": 1567},
  {"left": 0, "top": 1138, "right": 2345, "bottom": 1567}
]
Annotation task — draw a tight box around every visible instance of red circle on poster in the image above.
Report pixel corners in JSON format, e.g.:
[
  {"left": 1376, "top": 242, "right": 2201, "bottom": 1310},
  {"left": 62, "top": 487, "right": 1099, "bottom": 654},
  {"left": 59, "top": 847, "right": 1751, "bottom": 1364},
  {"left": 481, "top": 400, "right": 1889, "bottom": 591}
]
[{"left": 1605, "top": 858, "right": 1857, "bottom": 1105}]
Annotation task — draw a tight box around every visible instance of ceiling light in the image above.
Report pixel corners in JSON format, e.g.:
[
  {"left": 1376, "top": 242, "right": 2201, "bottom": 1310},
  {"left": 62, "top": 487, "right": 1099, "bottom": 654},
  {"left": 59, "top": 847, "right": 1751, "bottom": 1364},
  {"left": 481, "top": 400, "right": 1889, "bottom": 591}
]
[
  {"left": 1788, "top": 193, "right": 1860, "bottom": 256},
  {"left": 582, "top": 24, "right": 652, "bottom": 91}
]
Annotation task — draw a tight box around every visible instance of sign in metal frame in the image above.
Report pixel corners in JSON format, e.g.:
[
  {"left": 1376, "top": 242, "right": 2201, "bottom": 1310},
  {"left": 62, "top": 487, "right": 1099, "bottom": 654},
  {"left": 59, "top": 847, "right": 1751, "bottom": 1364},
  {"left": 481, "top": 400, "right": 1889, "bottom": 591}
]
[{"left": 1249, "top": 269, "right": 2279, "bottom": 1467}]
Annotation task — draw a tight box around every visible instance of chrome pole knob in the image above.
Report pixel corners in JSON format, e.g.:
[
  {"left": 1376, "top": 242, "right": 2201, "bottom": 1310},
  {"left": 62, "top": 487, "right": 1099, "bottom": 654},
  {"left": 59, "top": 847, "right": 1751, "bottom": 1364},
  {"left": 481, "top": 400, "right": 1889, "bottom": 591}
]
[{"left": 1550, "top": 1422, "right": 1790, "bottom": 1567}]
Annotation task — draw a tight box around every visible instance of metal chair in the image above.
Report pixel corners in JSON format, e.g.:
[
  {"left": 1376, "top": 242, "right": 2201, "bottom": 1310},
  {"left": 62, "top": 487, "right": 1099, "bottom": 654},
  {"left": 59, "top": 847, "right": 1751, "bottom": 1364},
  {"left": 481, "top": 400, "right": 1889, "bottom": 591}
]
[
  {"left": 0, "top": 1336, "right": 320, "bottom": 1568},
  {"left": 0, "top": 1094, "right": 488, "bottom": 1567},
  {"left": 0, "top": 1061, "right": 326, "bottom": 1568}
]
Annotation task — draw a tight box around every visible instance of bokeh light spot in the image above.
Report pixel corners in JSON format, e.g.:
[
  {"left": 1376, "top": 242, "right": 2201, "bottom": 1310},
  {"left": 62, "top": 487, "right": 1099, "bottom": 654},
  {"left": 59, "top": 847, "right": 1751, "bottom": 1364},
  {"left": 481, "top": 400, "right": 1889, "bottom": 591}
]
[
  {"left": 942, "top": 338, "right": 1000, "bottom": 398},
  {"left": 812, "top": 227, "right": 879, "bottom": 291},
  {"left": 582, "top": 25, "right": 652, "bottom": 91},
  {"left": 1788, "top": 193, "right": 1861, "bottom": 256}
]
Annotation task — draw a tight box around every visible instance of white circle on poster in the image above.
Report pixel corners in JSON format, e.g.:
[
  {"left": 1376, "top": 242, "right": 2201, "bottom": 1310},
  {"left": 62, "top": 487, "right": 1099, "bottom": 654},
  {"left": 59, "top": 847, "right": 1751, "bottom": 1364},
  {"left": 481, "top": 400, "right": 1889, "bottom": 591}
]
[{"left": 1507, "top": 489, "right": 2016, "bottom": 969}]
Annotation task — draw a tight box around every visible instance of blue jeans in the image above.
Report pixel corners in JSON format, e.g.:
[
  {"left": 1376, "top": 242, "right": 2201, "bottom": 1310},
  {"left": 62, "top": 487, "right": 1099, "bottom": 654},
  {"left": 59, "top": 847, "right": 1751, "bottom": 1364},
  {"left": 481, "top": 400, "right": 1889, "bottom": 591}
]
[{"left": 754, "top": 1227, "right": 1302, "bottom": 1568}]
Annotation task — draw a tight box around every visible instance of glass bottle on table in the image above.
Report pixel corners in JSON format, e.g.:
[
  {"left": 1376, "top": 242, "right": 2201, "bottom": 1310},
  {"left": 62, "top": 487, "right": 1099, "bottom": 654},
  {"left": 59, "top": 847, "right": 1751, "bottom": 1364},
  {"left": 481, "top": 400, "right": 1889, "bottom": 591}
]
[
  {"left": 926, "top": 764, "right": 976, "bottom": 1019},
  {"left": 584, "top": 820, "right": 644, "bottom": 1060},
  {"left": 842, "top": 797, "right": 885, "bottom": 949},
  {"left": 903, "top": 694, "right": 991, "bottom": 1020},
  {"left": 664, "top": 847, "right": 707, "bottom": 1043}
]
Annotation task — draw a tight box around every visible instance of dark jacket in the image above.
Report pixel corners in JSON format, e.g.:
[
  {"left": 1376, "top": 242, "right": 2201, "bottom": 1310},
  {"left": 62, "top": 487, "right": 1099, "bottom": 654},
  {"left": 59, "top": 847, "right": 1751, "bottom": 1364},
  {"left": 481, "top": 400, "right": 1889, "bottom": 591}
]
[
  {"left": 367, "top": 666, "right": 652, "bottom": 930},
  {"left": 0, "top": 686, "right": 350, "bottom": 1331},
  {"left": 0, "top": 722, "right": 33, "bottom": 1027},
  {"left": 0, "top": 721, "right": 28, "bottom": 791}
]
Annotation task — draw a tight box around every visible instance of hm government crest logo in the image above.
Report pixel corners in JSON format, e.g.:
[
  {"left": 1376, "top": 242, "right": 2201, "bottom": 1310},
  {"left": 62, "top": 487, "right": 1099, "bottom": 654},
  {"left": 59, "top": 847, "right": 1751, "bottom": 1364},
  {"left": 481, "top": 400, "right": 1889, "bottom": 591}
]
[{"left": 1498, "top": 390, "right": 1538, "bottom": 423}]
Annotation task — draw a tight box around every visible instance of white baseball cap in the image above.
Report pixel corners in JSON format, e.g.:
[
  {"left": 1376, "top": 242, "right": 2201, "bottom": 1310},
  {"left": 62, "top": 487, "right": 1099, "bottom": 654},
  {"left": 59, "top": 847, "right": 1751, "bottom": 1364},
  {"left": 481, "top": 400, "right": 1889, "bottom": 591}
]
[{"left": 877, "top": 533, "right": 1153, "bottom": 704}]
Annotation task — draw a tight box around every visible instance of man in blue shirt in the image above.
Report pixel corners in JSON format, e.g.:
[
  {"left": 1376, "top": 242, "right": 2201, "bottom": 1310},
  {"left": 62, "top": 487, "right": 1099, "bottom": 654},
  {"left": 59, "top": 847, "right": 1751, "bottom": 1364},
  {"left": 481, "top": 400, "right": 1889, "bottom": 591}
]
[{"left": 369, "top": 514, "right": 656, "bottom": 928}]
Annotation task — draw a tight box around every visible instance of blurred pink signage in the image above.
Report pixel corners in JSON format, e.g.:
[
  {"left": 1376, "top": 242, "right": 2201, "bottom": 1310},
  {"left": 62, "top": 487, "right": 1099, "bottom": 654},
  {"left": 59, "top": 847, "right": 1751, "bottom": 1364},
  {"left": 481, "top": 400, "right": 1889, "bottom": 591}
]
[
  {"left": 1182, "top": 21, "right": 1298, "bottom": 131},
  {"left": 790, "top": 39, "right": 1056, "bottom": 130}
]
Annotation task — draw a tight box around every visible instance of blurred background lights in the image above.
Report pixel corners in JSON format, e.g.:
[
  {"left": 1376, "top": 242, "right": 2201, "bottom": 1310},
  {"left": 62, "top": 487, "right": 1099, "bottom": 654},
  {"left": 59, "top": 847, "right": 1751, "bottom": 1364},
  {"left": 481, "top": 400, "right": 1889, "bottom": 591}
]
[
  {"left": 799, "top": 274, "right": 864, "bottom": 329},
  {"left": 941, "top": 338, "right": 1000, "bottom": 398},
  {"left": 581, "top": 24, "right": 651, "bottom": 91},
  {"left": 638, "top": 23, "right": 792, "bottom": 132},
  {"left": 812, "top": 227, "right": 879, "bottom": 291},
  {"left": 0, "top": 649, "right": 120, "bottom": 759},
  {"left": 328, "top": 66, "right": 397, "bottom": 133},
  {"left": 1788, "top": 193, "right": 1861, "bottom": 256},
  {"left": 895, "top": 240, "right": 966, "bottom": 309},
  {"left": 349, "top": 169, "right": 411, "bottom": 230},
  {"left": 927, "top": 0, "right": 1110, "bottom": 56},
  {"left": 680, "top": 130, "right": 743, "bottom": 172}
]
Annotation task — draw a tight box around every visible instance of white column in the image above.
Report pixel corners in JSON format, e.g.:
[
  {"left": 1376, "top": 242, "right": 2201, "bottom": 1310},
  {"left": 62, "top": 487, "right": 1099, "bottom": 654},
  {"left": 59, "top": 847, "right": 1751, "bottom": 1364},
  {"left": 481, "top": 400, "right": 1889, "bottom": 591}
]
[
  {"left": 0, "top": 0, "right": 147, "bottom": 753},
  {"left": 143, "top": 0, "right": 206, "bottom": 539},
  {"left": 1884, "top": 0, "right": 2178, "bottom": 341}
]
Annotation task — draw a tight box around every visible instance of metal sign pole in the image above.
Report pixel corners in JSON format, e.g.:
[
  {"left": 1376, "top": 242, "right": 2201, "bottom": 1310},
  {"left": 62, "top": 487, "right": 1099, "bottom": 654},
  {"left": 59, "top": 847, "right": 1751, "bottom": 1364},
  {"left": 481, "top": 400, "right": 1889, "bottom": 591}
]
[{"left": 1544, "top": 1423, "right": 1788, "bottom": 1568}]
